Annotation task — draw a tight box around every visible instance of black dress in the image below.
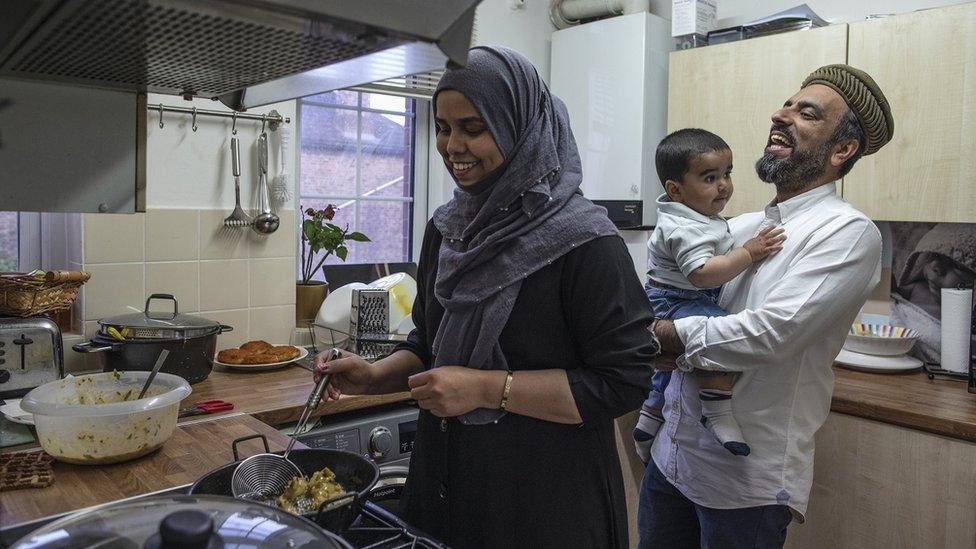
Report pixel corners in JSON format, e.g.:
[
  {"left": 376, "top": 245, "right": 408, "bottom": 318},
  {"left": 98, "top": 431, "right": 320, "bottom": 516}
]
[{"left": 395, "top": 221, "right": 656, "bottom": 549}]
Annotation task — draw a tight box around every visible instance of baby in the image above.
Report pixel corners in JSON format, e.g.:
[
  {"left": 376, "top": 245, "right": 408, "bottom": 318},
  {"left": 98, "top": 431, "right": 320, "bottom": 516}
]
[{"left": 634, "top": 128, "right": 785, "bottom": 461}]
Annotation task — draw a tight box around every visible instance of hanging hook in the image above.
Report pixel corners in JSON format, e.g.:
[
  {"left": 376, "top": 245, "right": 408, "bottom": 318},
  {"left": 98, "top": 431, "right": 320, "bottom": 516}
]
[
  {"left": 261, "top": 114, "right": 267, "bottom": 133},
  {"left": 191, "top": 107, "right": 198, "bottom": 132},
  {"left": 158, "top": 104, "right": 164, "bottom": 129},
  {"left": 231, "top": 112, "right": 238, "bottom": 135}
]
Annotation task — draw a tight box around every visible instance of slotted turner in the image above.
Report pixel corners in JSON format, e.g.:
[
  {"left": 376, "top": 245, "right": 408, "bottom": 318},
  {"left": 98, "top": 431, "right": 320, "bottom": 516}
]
[
  {"left": 231, "top": 348, "right": 340, "bottom": 500},
  {"left": 223, "top": 137, "right": 253, "bottom": 228}
]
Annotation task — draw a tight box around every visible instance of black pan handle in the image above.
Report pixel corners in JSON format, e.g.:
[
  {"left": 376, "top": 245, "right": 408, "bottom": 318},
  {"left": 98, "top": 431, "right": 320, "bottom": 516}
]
[
  {"left": 72, "top": 341, "right": 115, "bottom": 353},
  {"left": 313, "top": 491, "right": 358, "bottom": 523},
  {"left": 219, "top": 324, "right": 234, "bottom": 334},
  {"left": 231, "top": 434, "right": 270, "bottom": 461}
]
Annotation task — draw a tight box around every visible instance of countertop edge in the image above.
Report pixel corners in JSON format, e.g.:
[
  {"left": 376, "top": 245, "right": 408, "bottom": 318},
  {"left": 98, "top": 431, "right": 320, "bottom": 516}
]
[{"left": 829, "top": 364, "right": 976, "bottom": 444}]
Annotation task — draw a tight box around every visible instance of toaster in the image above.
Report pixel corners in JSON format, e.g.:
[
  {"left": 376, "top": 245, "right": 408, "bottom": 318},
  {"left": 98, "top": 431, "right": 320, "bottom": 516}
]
[{"left": 0, "top": 316, "right": 64, "bottom": 399}]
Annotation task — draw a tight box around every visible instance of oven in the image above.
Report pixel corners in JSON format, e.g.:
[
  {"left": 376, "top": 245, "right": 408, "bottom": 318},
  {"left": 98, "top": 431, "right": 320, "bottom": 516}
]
[{"left": 295, "top": 403, "right": 418, "bottom": 514}]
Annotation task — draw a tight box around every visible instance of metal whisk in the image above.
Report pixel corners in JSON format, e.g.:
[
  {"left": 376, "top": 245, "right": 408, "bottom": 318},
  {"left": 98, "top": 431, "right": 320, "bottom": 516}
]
[{"left": 231, "top": 348, "right": 340, "bottom": 500}]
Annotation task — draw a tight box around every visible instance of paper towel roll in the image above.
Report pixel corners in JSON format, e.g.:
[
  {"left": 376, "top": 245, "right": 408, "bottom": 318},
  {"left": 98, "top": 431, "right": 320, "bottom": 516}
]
[{"left": 940, "top": 288, "right": 973, "bottom": 373}]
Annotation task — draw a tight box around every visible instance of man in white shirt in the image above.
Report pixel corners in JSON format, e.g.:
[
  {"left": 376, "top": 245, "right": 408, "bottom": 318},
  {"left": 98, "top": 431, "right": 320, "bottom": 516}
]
[{"left": 639, "top": 64, "right": 894, "bottom": 548}]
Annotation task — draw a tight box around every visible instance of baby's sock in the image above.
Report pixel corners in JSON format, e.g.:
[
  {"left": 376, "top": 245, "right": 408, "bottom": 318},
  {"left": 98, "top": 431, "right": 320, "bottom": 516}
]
[
  {"left": 699, "top": 389, "right": 750, "bottom": 456},
  {"left": 633, "top": 402, "right": 664, "bottom": 464}
]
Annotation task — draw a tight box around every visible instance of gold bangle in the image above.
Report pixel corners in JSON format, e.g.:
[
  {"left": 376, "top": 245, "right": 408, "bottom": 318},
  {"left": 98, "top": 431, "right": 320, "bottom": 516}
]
[{"left": 499, "top": 370, "right": 514, "bottom": 411}]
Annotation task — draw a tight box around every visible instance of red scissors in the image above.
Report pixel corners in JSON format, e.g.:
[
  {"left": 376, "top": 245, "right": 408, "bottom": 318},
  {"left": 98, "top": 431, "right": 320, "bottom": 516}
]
[{"left": 179, "top": 399, "right": 235, "bottom": 418}]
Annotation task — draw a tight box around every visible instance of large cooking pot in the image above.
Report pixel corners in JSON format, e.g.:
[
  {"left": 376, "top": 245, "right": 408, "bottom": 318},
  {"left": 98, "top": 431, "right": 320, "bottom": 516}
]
[
  {"left": 189, "top": 434, "right": 380, "bottom": 533},
  {"left": 10, "top": 493, "right": 350, "bottom": 549},
  {"left": 73, "top": 294, "right": 231, "bottom": 384}
]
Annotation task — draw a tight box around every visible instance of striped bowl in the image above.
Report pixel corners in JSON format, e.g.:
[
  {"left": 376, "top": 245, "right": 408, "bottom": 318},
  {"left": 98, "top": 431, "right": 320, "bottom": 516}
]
[{"left": 844, "top": 324, "right": 919, "bottom": 356}]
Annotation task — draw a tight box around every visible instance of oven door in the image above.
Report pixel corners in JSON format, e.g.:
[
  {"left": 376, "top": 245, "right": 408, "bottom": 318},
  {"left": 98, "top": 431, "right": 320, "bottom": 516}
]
[{"left": 368, "top": 463, "right": 410, "bottom": 514}]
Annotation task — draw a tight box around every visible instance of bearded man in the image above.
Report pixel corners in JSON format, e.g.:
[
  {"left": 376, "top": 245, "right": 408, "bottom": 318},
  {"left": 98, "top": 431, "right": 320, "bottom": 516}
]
[{"left": 638, "top": 65, "right": 894, "bottom": 548}]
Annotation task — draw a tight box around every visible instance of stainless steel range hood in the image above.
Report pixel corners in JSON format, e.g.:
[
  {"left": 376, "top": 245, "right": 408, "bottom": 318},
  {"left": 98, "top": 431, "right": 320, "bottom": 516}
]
[{"left": 0, "top": 0, "right": 479, "bottom": 111}]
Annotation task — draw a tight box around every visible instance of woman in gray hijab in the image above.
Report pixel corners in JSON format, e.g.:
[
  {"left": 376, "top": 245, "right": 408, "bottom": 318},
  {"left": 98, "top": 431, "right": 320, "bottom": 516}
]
[{"left": 316, "top": 46, "right": 656, "bottom": 548}]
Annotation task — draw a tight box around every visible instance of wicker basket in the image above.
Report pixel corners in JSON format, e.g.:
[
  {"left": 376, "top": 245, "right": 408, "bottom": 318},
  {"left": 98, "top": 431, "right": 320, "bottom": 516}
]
[{"left": 0, "top": 271, "right": 90, "bottom": 317}]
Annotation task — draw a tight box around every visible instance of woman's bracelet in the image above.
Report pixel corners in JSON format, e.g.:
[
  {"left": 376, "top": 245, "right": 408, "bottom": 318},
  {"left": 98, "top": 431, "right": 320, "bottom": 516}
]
[{"left": 499, "top": 370, "right": 514, "bottom": 411}]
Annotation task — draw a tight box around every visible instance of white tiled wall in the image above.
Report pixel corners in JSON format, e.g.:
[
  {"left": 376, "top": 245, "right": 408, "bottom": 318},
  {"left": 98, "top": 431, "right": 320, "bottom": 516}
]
[{"left": 68, "top": 208, "right": 296, "bottom": 373}]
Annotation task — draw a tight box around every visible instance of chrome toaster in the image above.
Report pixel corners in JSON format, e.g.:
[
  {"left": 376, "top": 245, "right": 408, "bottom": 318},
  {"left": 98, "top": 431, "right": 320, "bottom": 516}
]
[{"left": 0, "top": 316, "right": 64, "bottom": 399}]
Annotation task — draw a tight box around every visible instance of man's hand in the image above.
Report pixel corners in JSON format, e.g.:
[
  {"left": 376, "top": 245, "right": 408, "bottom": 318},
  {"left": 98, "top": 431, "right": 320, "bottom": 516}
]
[
  {"left": 653, "top": 319, "right": 684, "bottom": 355},
  {"left": 742, "top": 225, "right": 786, "bottom": 263}
]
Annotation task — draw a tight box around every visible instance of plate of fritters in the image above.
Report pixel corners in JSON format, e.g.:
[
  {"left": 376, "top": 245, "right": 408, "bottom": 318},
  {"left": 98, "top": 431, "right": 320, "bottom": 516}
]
[{"left": 214, "top": 340, "right": 308, "bottom": 371}]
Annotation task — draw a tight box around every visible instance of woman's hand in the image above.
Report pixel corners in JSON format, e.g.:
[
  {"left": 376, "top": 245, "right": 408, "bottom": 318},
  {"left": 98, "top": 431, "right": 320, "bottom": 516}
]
[
  {"left": 407, "top": 366, "right": 501, "bottom": 418},
  {"left": 314, "top": 349, "right": 376, "bottom": 401}
]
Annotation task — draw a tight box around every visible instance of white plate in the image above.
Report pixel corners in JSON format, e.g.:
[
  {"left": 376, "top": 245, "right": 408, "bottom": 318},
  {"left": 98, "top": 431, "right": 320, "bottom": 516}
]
[
  {"left": 834, "top": 349, "right": 923, "bottom": 373},
  {"left": 213, "top": 345, "right": 309, "bottom": 372},
  {"left": 0, "top": 398, "right": 34, "bottom": 425}
]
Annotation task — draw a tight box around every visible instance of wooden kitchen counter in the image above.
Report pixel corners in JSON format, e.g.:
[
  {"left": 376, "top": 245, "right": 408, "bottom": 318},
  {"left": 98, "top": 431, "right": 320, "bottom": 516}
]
[
  {"left": 0, "top": 413, "right": 294, "bottom": 527},
  {"left": 831, "top": 364, "right": 976, "bottom": 442},
  {"left": 182, "top": 365, "right": 412, "bottom": 426}
]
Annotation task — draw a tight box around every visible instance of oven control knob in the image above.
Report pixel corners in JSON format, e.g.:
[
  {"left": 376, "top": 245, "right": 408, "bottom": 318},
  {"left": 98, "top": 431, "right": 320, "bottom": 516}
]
[{"left": 368, "top": 427, "right": 393, "bottom": 459}]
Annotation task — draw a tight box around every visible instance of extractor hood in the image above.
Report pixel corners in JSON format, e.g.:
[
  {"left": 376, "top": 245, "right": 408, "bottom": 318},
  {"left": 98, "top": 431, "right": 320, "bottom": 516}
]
[{"left": 0, "top": 0, "right": 479, "bottom": 111}]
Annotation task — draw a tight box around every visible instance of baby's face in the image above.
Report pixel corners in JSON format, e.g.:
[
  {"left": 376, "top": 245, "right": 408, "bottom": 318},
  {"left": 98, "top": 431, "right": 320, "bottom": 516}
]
[
  {"left": 922, "top": 256, "right": 975, "bottom": 294},
  {"left": 669, "top": 149, "right": 734, "bottom": 217}
]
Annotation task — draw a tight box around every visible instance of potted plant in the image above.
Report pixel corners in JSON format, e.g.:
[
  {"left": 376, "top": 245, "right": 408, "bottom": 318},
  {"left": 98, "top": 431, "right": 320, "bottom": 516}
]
[{"left": 296, "top": 204, "right": 370, "bottom": 324}]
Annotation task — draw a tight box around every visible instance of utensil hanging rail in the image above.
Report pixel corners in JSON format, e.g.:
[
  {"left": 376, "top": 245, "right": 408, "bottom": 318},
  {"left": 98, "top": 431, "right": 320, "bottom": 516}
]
[{"left": 148, "top": 104, "right": 290, "bottom": 132}]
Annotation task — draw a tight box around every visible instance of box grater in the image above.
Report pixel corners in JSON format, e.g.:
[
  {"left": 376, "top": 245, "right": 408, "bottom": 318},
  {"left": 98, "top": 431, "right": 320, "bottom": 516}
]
[{"left": 350, "top": 288, "right": 397, "bottom": 361}]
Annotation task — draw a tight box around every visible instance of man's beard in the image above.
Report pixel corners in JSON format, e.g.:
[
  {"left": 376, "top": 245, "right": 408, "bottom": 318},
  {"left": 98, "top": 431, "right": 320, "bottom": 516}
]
[{"left": 754, "top": 140, "right": 831, "bottom": 193}]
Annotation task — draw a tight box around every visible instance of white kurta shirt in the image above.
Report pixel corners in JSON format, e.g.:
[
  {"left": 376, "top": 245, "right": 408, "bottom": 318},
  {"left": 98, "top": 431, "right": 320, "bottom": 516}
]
[{"left": 650, "top": 182, "right": 882, "bottom": 519}]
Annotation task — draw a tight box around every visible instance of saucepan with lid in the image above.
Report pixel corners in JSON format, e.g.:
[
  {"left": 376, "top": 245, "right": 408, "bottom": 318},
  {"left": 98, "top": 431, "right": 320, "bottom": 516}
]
[{"left": 73, "top": 294, "right": 232, "bottom": 384}]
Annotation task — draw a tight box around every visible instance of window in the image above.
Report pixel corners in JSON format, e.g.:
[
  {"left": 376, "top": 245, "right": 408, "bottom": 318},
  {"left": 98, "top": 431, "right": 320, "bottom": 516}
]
[
  {"left": 0, "top": 212, "right": 78, "bottom": 274},
  {"left": 299, "top": 90, "right": 425, "bottom": 280},
  {"left": 0, "top": 212, "right": 43, "bottom": 272},
  {"left": 0, "top": 212, "right": 18, "bottom": 271}
]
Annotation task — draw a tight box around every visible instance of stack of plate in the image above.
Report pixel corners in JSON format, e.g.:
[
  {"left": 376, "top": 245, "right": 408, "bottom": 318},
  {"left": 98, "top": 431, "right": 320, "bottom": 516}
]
[
  {"left": 314, "top": 273, "right": 418, "bottom": 349},
  {"left": 835, "top": 323, "right": 922, "bottom": 373}
]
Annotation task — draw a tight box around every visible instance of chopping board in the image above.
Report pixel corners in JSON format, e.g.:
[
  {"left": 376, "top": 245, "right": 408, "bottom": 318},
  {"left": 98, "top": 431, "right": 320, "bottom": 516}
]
[{"left": 0, "top": 413, "right": 298, "bottom": 527}]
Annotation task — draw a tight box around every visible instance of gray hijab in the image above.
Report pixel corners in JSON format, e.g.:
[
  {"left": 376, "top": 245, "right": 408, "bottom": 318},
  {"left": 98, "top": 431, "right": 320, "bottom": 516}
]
[{"left": 431, "top": 46, "right": 617, "bottom": 425}]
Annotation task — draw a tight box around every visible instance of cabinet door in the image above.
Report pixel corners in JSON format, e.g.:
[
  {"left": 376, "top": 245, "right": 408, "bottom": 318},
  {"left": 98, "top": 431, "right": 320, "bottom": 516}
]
[
  {"left": 667, "top": 25, "right": 848, "bottom": 217},
  {"left": 845, "top": 3, "right": 976, "bottom": 222}
]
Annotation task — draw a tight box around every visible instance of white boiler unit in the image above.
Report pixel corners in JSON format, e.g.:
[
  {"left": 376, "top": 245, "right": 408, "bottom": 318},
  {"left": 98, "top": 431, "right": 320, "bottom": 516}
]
[{"left": 551, "top": 12, "right": 671, "bottom": 228}]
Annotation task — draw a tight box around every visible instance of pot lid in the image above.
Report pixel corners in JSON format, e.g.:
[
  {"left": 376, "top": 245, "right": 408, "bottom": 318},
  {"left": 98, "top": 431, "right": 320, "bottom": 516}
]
[
  {"left": 13, "top": 494, "right": 350, "bottom": 549},
  {"left": 99, "top": 294, "right": 220, "bottom": 333}
]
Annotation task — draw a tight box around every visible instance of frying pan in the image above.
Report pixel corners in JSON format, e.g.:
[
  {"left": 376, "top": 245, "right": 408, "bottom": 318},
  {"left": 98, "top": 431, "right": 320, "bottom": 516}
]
[{"left": 189, "top": 434, "right": 380, "bottom": 532}]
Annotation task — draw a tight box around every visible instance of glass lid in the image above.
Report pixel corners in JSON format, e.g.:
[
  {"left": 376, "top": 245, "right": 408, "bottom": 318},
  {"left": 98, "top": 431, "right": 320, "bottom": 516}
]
[
  {"left": 13, "top": 495, "right": 350, "bottom": 549},
  {"left": 97, "top": 294, "right": 220, "bottom": 333}
]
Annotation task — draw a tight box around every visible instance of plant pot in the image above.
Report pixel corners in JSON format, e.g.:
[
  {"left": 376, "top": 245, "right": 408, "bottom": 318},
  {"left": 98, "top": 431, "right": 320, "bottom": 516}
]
[{"left": 296, "top": 281, "right": 329, "bottom": 325}]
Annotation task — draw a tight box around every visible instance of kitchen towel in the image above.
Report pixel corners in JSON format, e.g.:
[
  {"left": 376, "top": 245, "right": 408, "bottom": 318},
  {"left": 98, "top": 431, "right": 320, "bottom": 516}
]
[{"left": 940, "top": 287, "right": 973, "bottom": 373}]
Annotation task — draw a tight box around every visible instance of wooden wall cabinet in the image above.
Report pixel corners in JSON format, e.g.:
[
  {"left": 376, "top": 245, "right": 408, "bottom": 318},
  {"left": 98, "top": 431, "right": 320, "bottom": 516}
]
[
  {"left": 844, "top": 2, "right": 976, "bottom": 222},
  {"left": 667, "top": 25, "right": 848, "bottom": 217},
  {"left": 667, "top": 2, "right": 976, "bottom": 222}
]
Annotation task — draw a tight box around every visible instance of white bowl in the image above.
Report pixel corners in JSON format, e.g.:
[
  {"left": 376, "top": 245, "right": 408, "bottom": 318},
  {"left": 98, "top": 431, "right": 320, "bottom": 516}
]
[
  {"left": 21, "top": 371, "right": 190, "bottom": 465},
  {"left": 369, "top": 272, "right": 418, "bottom": 331},
  {"left": 843, "top": 324, "right": 919, "bottom": 356}
]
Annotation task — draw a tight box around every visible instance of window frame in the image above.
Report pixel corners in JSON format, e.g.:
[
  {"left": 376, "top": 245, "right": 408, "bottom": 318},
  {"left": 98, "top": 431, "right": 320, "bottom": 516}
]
[{"left": 296, "top": 92, "right": 430, "bottom": 266}]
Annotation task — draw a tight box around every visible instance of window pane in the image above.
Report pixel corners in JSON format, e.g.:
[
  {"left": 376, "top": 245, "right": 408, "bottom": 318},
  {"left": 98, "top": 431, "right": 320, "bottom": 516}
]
[
  {"left": 361, "top": 113, "right": 412, "bottom": 198},
  {"left": 301, "top": 105, "right": 358, "bottom": 197},
  {"left": 362, "top": 93, "right": 407, "bottom": 113},
  {"left": 305, "top": 90, "right": 358, "bottom": 106},
  {"left": 0, "top": 212, "right": 17, "bottom": 271},
  {"left": 297, "top": 200, "right": 358, "bottom": 282},
  {"left": 356, "top": 200, "right": 411, "bottom": 264},
  {"left": 297, "top": 199, "right": 410, "bottom": 280}
]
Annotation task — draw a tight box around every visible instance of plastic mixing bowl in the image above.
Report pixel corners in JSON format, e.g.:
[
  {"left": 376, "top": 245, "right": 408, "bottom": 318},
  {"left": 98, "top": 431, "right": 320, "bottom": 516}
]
[{"left": 21, "top": 371, "right": 191, "bottom": 465}]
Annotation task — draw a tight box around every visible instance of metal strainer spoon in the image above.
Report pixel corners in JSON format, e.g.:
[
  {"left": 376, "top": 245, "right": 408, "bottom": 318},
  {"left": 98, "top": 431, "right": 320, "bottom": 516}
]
[{"left": 231, "top": 348, "right": 340, "bottom": 500}]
